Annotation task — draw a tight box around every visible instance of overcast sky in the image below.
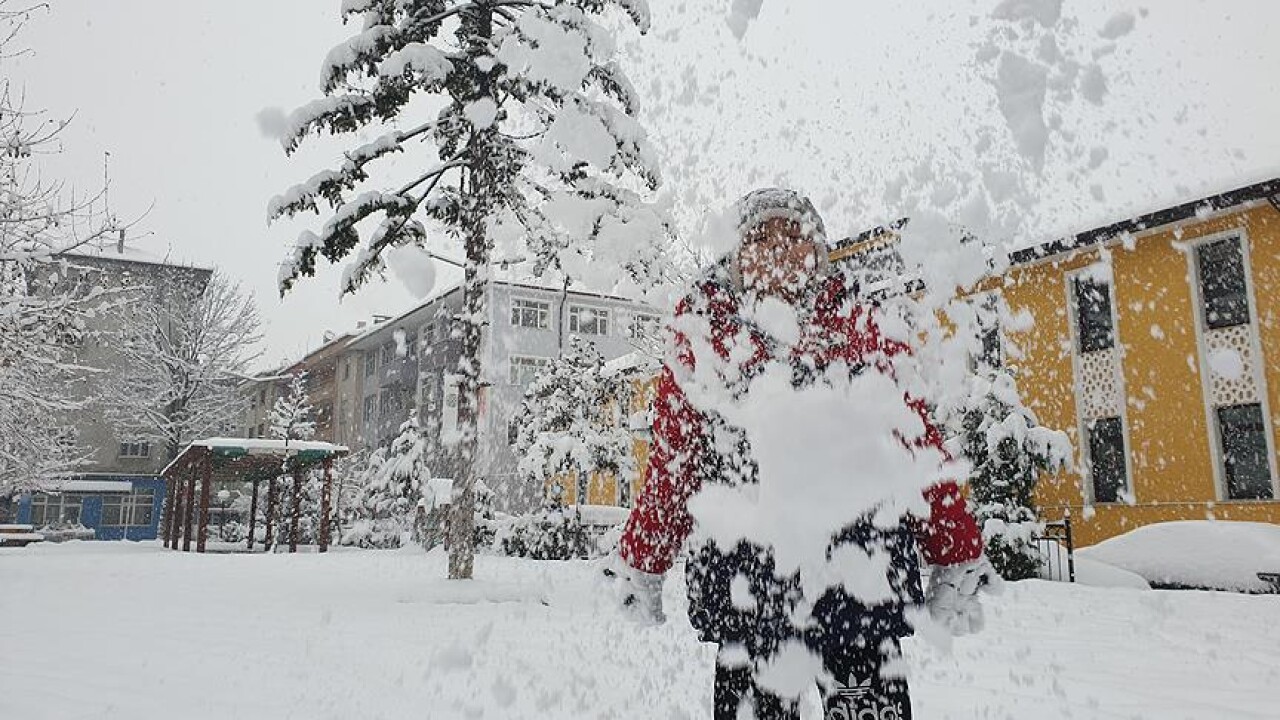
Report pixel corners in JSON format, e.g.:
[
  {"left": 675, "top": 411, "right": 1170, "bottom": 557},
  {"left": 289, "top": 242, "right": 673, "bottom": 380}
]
[{"left": 10, "top": 0, "right": 1280, "bottom": 366}]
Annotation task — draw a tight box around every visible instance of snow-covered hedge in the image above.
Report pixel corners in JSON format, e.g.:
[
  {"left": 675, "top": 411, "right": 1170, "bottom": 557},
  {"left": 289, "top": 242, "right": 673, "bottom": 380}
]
[
  {"left": 1078, "top": 521, "right": 1280, "bottom": 593},
  {"left": 493, "top": 505, "right": 629, "bottom": 560}
]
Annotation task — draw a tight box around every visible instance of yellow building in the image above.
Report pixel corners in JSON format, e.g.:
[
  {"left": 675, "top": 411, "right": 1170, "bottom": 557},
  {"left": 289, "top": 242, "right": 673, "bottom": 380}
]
[{"left": 833, "top": 178, "right": 1280, "bottom": 546}]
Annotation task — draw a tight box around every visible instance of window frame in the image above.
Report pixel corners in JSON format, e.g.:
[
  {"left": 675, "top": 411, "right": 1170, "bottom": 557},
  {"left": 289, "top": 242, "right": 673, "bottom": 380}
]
[
  {"left": 118, "top": 440, "right": 151, "bottom": 459},
  {"left": 626, "top": 312, "right": 662, "bottom": 341},
  {"left": 568, "top": 304, "right": 610, "bottom": 336},
  {"left": 1072, "top": 276, "right": 1115, "bottom": 354},
  {"left": 509, "top": 355, "right": 550, "bottom": 386},
  {"left": 510, "top": 297, "right": 551, "bottom": 330},
  {"left": 1215, "top": 403, "right": 1275, "bottom": 500},
  {"left": 1085, "top": 416, "right": 1129, "bottom": 504},
  {"left": 1195, "top": 235, "right": 1251, "bottom": 330}
]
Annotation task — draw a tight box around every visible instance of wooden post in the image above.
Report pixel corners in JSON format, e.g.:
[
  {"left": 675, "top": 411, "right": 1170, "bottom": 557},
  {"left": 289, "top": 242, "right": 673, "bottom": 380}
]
[
  {"left": 161, "top": 475, "right": 176, "bottom": 549},
  {"left": 263, "top": 479, "right": 276, "bottom": 545},
  {"left": 170, "top": 469, "right": 185, "bottom": 549},
  {"left": 318, "top": 458, "right": 333, "bottom": 553},
  {"left": 289, "top": 466, "right": 303, "bottom": 553},
  {"left": 196, "top": 452, "right": 212, "bottom": 553},
  {"left": 181, "top": 458, "right": 197, "bottom": 552},
  {"left": 247, "top": 478, "right": 260, "bottom": 552}
]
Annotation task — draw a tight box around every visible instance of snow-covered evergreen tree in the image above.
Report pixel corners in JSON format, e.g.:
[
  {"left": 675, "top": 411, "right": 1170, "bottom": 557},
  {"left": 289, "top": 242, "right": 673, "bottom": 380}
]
[
  {"left": 512, "top": 337, "right": 635, "bottom": 506},
  {"left": 345, "top": 411, "right": 428, "bottom": 549},
  {"left": 268, "top": 0, "right": 666, "bottom": 579},
  {"left": 268, "top": 371, "right": 316, "bottom": 441},
  {"left": 950, "top": 340, "right": 1071, "bottom": 580}
]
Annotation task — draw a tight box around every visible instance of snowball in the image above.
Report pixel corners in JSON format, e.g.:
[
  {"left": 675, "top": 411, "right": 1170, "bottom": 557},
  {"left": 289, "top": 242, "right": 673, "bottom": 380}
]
[
  {"left": 726, "top": 0, "right": 765, "bottom": 40},
  {"left": 1208, "top": 347, "right": 1244, "bottom": 381},
  {"left": 1099, "top": 12, "right": 1137, "bottom": 39},
  {"left": 684, "top": 360, "right": 942, "bottom": 602},
  {"left": 464, "top": 98, "right": 499, "bottom": 130}
]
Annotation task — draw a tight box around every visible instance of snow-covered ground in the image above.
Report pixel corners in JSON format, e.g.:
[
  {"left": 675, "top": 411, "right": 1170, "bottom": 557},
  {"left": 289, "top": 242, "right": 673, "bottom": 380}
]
[{"left": 2, "top": 542, "right": 1277, "bottom": 719}]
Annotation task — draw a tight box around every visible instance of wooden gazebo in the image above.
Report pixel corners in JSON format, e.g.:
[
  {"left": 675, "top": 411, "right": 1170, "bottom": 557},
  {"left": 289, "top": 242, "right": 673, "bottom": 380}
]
[{"left": 160, "top": 438, "right": 348, "bottom": 554}]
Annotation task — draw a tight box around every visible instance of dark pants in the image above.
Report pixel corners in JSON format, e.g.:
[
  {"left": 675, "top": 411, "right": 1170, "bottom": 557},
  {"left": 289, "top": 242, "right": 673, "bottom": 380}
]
[{"left": 714, "top": 646, "right": 912, "bottom": 720}]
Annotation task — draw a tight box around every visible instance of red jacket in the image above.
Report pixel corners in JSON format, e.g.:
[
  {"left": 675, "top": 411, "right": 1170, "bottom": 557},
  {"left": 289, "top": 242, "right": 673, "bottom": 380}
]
[{"left": 620, "top": 272, "right": 983, "bottom": 576}]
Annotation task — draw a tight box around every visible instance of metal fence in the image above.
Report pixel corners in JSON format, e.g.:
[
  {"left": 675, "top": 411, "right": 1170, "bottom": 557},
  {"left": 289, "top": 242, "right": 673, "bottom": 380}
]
[{"left": 1035, "top": 515, "right": 1076, "bottom": 583}]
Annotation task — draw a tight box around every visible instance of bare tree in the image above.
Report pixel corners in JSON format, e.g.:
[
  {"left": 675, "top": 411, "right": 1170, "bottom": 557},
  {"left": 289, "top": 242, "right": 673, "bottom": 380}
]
[
  {"left": 104, "top": 271, "right": 263, "bottom": 461},
  {"left": 0, "top": 4, "right": 133, "bottom": 496}
]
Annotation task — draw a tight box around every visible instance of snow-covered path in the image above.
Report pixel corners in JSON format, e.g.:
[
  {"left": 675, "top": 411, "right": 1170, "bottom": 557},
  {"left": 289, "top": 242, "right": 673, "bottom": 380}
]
[{"left": 2, "top": 542, "right": 1276, "bottom": 719}]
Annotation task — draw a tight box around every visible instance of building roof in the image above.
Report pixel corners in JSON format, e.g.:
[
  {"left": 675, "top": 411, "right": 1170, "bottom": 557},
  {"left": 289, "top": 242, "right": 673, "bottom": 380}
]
[
  {"left": 59, "top": 240, "right": 213, "bottom": 273},
  {"left": 832, "top": 178, "right": 1280, "bottom": 270},
  {"left": 1007, "top": 177, "right": 1280, "bottom": 266},
  {"left": 161, "top": 437, "right": 349, "bottom": 480}
]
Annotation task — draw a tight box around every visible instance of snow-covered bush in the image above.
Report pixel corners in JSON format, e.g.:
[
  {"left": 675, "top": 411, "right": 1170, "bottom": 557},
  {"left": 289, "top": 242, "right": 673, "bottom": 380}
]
[
  {"left": 494, "top": 504, "right": 592, "bottom": 560},
  {"left": 511, "top": 337, "right": 636, "bottom": 505},
  {"left": 342, "top": 414, "right": 426, "bottom": 549},
  {"left": 953, "top": 369, "right": 1071, "bottom": 580}
]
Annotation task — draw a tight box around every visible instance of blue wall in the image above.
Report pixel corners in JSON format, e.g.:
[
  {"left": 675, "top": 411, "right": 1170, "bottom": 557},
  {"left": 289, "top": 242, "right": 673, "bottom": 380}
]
[{"left": 16, "top": 476, "right": 165, "bottom": 541}]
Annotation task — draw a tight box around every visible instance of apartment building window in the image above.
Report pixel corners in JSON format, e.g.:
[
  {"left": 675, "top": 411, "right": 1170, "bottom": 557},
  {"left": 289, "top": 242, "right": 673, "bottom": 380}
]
[
  {"left": 1073, "top": 277, "right": 1114, "bottom": 353},
  {"left": 404, "top": 331, "right": 418, "bottom": 359},
  {"left": 381, "top": 342, "right": 396, "bottom": 365},
  {"left": 569, "top": 305, "right": 609, "bottom": 336},
  {"left": 364, "top": 351, "right": 376, "bottom": 378},
  {"left": 510, "top": 356, "right": 550, "bottom": 386},
  {"left": 363, "top": 395, "right": 376, "bottom": 423},
  {"left": 1216, "top": 403, "right": 1274, "bottom": 500},
  {"left": 1086, "top": 416, "right": 1127, "bottom": 503},
  {"left": 343, "top": 358, "right": 351, "bottom": 381},
  {"left": 424, "top": 321, "right": 436, "bottom": 346},
  {"left": 576, "top": 472, "right": 589, "bottom": 505},
  {"left": 1196, "top": 236, "right": 1251, "bottom": 330},
  {"left": 101, "top": 489, "right": 155, "bottom": 527},
  {"left": 118, "top": 441, "right": 150, "bottom": 459},
  {"left": 627, "top": 312, "right": 661, "bottom": 340},
  {"left": 438, "top": 313, "right": 452, "bottom": 341},
  {"left": 511, "top": 298, "right": 550, "bottom": 329}
]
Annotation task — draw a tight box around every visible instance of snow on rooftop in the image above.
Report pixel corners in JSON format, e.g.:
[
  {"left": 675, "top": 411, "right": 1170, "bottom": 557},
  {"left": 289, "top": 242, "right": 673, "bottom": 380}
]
[
  {"left": 61, "top": 240, "right": 212, "bottom": 272},
  {"left": 193, "top": 437, "right": 348, "bottom": 454}
]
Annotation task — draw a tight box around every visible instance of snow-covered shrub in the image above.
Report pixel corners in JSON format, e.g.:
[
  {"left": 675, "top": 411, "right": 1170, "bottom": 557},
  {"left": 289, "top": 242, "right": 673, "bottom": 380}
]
[
  {"left": 954, "top": 370, "right": 1071, "bottom": 580},
  {"left": 219, "top": 520, "right": 247, "bottom": 543},
  {"left": 511, "top": 337, "right": 637, "bottom": 505},
  {"left": 495, "top": 504, "right": 592, "bottom": 561}
]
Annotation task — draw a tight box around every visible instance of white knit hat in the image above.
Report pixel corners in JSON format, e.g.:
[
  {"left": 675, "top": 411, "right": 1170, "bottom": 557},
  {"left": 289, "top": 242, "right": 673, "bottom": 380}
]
[
  {"left": 726, "top": 188, "right": 832, "bottom": 292},
  {"left": 733, "top": 188, "right": 828, "bottom": 246}
]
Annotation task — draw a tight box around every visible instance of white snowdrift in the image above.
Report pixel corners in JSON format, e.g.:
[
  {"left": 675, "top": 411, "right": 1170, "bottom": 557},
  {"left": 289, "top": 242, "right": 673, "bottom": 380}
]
[
  {"left": 1037, "top": 541, "right": 1151, "bottom": 590},
  {"left": 1078, "top": 520, "right": 1280, "bottom": 593},
  {"left": 2, "top": 542, "right": 1278, "bottom": 718}
]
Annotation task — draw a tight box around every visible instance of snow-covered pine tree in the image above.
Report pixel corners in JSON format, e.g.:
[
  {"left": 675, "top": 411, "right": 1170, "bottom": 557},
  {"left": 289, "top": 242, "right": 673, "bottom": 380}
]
[
  {"left": 511, "top": 336, "right": 635, "bottom": 507},
  {"left": 347, "top": 411, "right": 428, "bottom": 549},
  {"left": 268, "top": 371, "right": 317, "bottom": 442},
  {"left": 951, "top": 308, "right": 1071, "bottom": 580},
  {"left": 268, "top": 0, "right": 665, "bottom": 578}
]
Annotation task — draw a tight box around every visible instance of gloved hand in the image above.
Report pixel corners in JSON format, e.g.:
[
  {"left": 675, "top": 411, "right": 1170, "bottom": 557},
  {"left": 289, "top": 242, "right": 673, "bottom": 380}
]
[
  {"left": 926, "top": 555, "right": 1003, "bottom": 636},
  {"left": 601, "top": 554, "right": 666, "bottom": 624}
]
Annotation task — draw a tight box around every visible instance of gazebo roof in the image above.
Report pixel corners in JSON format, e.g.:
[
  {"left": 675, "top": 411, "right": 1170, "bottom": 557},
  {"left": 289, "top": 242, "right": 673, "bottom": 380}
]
[{"left": 161, "top": 437, "right": 349, "bottom": 481}]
